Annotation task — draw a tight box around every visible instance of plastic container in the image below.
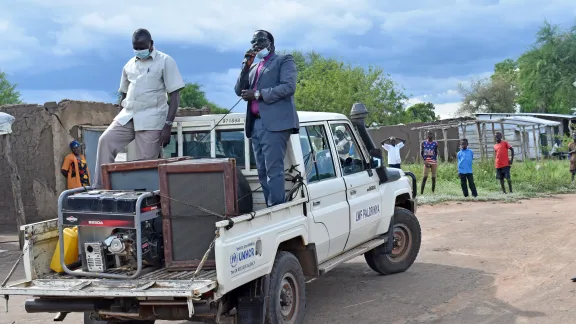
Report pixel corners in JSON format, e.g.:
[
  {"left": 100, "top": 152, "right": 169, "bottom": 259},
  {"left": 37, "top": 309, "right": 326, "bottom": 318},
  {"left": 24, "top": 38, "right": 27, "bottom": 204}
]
[{"left": 50, "top": 227, "right": 79, "bottom": 273}]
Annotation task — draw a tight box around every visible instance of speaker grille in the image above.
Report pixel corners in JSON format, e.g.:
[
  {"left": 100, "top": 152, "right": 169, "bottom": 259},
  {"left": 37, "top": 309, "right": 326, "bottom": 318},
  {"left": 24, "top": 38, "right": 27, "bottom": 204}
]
[
  {"left": 167, "top": 172, "right": 226, "bottom": 261},
  {"left": 167, "top": 172, "right": 227, "bottom": 216}
]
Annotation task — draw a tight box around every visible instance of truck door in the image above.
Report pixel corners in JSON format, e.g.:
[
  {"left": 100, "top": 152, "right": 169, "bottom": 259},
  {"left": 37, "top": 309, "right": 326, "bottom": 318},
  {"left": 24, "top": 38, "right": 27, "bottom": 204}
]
[
  {"left": 299, "top": 124, "right": 349, "bottom": 262},
  {"left": 329, "top": 122, "right": 382, "bottom": 251}
]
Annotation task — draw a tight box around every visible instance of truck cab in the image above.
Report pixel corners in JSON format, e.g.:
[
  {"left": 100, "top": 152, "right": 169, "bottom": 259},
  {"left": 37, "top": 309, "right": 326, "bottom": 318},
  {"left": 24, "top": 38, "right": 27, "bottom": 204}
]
[{"left": 1, "top": 104, "right": 420, "bottom": 324}]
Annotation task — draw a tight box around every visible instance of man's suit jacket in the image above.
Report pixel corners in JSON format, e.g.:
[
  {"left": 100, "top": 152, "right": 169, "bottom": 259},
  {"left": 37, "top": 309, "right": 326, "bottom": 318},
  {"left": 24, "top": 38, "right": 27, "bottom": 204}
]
[{"left": 234, "top": 53, "right": 299, "bottom": 139}]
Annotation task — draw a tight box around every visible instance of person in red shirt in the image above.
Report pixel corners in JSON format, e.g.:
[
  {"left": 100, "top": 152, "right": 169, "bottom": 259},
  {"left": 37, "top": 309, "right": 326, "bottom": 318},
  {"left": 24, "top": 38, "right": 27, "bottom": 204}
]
[{"left": 494, "top": 132, "right": 515, "bottom": 194}]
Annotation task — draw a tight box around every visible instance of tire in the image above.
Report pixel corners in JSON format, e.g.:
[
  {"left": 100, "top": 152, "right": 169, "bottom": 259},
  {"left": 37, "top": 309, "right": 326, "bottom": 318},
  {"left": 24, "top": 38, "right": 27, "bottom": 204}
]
[
  {"left": 266, "top": 251, "right": 306, "bottom": 324},
  {"left": 364, "top": 207, "right": 421, "bottom": 275},
  {"left": 84, "top": 312, "right": 155, "bottom": 324}
]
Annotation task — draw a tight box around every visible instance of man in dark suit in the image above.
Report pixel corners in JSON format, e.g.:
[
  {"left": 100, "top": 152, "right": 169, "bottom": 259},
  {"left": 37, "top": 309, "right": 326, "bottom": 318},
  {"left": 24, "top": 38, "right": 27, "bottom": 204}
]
[{"left": 234, "top": 30, "right": 299, "bottom": 207}]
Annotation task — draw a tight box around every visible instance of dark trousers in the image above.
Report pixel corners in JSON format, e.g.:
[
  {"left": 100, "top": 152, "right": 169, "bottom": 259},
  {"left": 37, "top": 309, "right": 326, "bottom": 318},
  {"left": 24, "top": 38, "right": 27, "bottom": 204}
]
[
  {"left": 251, "top": 118, "right": 291, "bottom": 207},
  {"left": 459, "top": 173, "right": 478, "bottom": 197}
]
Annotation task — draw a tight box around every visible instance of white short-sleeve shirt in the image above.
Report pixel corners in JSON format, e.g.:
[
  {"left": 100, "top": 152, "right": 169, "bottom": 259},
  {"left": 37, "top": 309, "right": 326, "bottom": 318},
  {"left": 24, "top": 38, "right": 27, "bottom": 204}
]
[
  {"left": 115, "top": 49, "right": 185, "bottom": 131},
  {"left": 383, "top": 142, "right": 404, "bottom": 165}
]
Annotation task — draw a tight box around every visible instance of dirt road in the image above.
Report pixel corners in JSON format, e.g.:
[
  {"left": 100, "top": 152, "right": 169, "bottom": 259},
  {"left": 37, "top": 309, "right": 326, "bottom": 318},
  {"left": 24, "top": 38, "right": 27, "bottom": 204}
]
[{"left": 1, "top": 195, "right": 575, "bottom": 324}]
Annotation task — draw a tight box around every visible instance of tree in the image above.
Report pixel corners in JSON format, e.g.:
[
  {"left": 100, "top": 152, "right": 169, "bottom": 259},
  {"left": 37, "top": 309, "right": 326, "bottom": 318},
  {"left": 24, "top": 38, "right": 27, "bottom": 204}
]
[
  {"left": 492, "top": 58, "right": 518, "bottom": 84},
  {"left": 289, "top": 51, "right": 409, "bottom": 125},
  {"left": 116, "top": 82, "right": 228, "bottom": 113},
  {"left": 179, "top": 82, "right": 228, "bottom": 113},
  {"left": 515, "top": 21, "right": 576, "bottom": 113},
  {"left": 0, "top": 71, "right": 22, "bottom": 105},
  {"left": 405, "top": 102, "right": 439, "bottom": 122},
  {"left": 457, "top": 76, "right": 517, "bottom": 116}
]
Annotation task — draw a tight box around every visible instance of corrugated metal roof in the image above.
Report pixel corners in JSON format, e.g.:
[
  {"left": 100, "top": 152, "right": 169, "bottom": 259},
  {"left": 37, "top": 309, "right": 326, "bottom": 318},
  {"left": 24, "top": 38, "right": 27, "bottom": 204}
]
[
  {"left": 502, "top": 116, "right": 561, "bottom": 126},
  {"left": 476, "top": 112, "right": 576, "bottom": 119}
]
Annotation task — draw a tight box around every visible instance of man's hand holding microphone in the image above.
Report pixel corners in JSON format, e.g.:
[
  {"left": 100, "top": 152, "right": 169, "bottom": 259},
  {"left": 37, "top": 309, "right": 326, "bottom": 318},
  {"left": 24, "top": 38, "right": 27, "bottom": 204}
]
[{"left": 240, "top": 49, "right": 258, "bottom": 101}]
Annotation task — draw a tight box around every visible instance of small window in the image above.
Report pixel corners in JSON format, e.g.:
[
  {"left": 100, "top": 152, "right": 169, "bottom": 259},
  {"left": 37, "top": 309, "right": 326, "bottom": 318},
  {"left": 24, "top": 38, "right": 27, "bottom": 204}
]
[
  {"left": 330, "top": 123, "right": 367, "bottom": 176},
  {"left": 299, "top": 125, "right": 336, "bottom": 183},
  {"left": 163, "top": 130, "right": 256, "bottom": 168}
]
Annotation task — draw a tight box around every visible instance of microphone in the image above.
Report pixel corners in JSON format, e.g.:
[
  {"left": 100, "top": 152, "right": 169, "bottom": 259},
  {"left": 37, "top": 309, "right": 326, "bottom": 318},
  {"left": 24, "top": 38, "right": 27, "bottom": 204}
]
[{"left": 242, "top": 50, "right": 256, "bottom": 67}]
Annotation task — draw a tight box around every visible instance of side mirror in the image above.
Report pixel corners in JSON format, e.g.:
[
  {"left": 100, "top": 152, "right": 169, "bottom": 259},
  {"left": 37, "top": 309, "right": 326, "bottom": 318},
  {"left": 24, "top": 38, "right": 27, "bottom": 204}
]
[{"left": 369, "top": 148, "right": 383, "bottom": 169}]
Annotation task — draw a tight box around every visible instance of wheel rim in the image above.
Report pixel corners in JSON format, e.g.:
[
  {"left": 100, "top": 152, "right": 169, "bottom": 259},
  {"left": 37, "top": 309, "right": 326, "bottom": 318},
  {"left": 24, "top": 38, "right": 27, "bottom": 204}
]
[
  {"left": 387, "top": 223, "right": 412, "bottom": 262},
  {"left": 277, "top": 272, "right": 299, "bottom": 323}
]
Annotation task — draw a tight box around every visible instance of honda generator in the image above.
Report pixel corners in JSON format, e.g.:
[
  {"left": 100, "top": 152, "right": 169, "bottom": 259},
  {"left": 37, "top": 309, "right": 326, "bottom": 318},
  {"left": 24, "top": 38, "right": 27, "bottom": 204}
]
[{"left": 59, "top": 190, "right": 164, "bottom": 277}]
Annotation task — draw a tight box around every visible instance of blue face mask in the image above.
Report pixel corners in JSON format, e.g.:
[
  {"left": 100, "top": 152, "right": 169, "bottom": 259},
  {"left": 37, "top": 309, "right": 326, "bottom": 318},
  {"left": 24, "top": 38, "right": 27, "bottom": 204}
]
[
  {"left": 134, "top": 49, "right": 151, "bottom": 59},
  {"left": 256, "top": 48, "right": 270, "bottom": 59}
]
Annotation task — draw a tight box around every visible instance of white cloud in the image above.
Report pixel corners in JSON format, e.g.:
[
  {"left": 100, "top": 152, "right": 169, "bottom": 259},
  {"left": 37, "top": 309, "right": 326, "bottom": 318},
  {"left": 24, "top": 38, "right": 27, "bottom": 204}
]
[
  {"left": 19, "top": 89, "right": 117, "bottom": 105},
  {"left": 379, "top": 0, "right": 576, "bottom": 35},
  {"left": 0, "top": 19, "right": 40, "bottom": 69},
  {"left": 24, "top": 0, "right": 375, "bottom": 55}
]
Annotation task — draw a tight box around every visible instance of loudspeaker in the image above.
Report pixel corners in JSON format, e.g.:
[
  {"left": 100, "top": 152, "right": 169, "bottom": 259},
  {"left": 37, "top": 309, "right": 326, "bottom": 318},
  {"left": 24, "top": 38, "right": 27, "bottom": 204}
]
[
  {"left": 158, "top": 158, "right": 238, "bottom": 270},
  {"left": 101, "top": 157, "right": 193, "bottom": 191}
]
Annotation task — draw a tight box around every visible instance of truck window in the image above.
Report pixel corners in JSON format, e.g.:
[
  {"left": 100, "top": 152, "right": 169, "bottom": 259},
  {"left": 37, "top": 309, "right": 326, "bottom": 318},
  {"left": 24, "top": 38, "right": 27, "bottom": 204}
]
[
  {"left": 330, "top": 123, "right": 367, "bottom": 176},
  {"left": 163, "top": 130, "right": 256, "bottom": 168},
  {"left": 299, "top": 125, "right": 336, "bottom": 183}
]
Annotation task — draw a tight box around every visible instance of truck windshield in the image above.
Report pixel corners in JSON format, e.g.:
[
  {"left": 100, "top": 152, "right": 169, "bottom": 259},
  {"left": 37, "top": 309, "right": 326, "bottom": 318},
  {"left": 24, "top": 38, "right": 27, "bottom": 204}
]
[{"left": 162, "top": 130, "right": 256, "bottom": 168}]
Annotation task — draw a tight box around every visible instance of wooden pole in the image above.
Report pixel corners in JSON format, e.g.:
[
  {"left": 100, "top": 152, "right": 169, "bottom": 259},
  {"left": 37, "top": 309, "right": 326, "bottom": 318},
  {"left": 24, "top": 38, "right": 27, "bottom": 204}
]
[
  {"left": 547, "top": 127, "right": 553, "bottom": 157},
  {"left": 532, "top": 125, "right": 539, "bottom": 160},
  {"left": 537, "top": 126, "right": 542, "bottom": 159},
  {"left": 482, "top": 123, "right": 488, "bottom": 159},
  {"left": 491, "top": 123, "right": 495, "bottom": 139},
  {"left": 476, "top": 122, "right": 484, "bottom": 159},
  {"left": 418, "top": 130, "right": 422, "bottom": 164},
  {"left": 4, "top": 135, "right": 26, "bottom": 249},
  {"left": 500, "top": 122, "right": 505, "bottom": 140},
  {"left": 442, "top": 128, "right": 448, "bottom": 162},
  {"left": 520, "top": 126, "right": 527, "bottom": 161}
]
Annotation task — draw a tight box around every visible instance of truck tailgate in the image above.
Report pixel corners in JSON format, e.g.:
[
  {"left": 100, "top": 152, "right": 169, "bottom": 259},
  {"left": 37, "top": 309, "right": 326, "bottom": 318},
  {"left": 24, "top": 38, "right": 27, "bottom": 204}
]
[{"left": 0, "top": 268, "right": 217, "bottom": 298}]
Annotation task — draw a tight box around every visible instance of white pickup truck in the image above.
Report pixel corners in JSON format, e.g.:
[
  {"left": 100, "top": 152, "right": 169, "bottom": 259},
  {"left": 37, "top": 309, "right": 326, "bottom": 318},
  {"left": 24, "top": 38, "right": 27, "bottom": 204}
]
[{"left": 0, "top": 103, "right": 420, "bottom": 324}]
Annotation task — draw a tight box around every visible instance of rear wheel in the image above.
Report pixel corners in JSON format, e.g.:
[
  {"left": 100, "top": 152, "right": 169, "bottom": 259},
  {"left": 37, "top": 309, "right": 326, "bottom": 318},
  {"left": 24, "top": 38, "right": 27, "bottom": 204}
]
[
  {"left": 364, "top": 207, "right": 421, "bottom": 275},
  {"left": 84, "top": 312, "right": 155, "bottom": 324},
  {"left": 266, "top": 251, "right": 306, "bottom": 324}
]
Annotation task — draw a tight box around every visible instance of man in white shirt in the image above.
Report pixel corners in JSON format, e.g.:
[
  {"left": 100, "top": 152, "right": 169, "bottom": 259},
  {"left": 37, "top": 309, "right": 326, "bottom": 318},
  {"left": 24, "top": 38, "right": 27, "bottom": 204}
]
[
  {"left": 382, "top": 136, "right": 406, "bottom": 169},
  {"left": 92, "top": 28, "right": 185, "bottom": 188}
]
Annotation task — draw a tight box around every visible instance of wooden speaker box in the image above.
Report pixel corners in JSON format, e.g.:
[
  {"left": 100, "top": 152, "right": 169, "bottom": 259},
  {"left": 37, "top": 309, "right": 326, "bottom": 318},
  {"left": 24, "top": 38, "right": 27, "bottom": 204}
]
[
  {"left": 101, "top": 157, "right": 193, "bottom": 191},
  {"left": 158, "top": 158, "right": 238, "bottom": 270}
]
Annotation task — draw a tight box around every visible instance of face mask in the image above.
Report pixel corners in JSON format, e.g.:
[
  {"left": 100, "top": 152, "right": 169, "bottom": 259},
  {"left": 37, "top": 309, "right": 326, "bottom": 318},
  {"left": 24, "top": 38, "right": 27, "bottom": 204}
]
[
  {"left": 134, "top": 49, "right": 150, "bottom": 59},
  {"left": 256, "top": 47, "right": 270, "bottom": 59}
]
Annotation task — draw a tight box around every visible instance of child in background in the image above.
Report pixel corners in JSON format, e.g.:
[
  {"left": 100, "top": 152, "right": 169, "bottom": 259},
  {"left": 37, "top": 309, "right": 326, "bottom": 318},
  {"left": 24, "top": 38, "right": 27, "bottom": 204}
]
[{"left": 457, "top": 138, "right": 478, "bottom": 198}]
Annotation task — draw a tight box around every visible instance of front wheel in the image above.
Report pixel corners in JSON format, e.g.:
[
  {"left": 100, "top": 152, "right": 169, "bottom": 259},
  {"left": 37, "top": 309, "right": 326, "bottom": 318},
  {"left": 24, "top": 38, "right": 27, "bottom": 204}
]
[
  {"left": 364, "top": 207, "right": 421, "bottom": 275},
  {"left": 266, "top": 251, "right": 307, "bottom": 324}
]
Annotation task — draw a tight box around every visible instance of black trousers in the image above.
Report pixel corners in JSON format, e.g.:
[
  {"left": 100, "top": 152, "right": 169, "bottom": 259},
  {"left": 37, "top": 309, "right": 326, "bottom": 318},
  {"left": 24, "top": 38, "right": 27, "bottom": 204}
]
[{"left": 459, "top": 173, "right": 478, "bottom": 197}]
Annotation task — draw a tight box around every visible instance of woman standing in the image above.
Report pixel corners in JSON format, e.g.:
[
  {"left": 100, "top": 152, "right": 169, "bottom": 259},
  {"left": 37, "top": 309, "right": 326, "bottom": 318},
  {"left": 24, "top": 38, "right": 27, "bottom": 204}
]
[{"left": 61, "top": 140, "right": 91, "bottom": 189}]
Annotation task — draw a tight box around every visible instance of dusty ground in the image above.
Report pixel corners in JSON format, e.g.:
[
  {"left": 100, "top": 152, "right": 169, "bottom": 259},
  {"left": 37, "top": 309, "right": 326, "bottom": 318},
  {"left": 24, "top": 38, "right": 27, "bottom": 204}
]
[{"left": 1, "top": 195, "right": 575, "bottom": 324}]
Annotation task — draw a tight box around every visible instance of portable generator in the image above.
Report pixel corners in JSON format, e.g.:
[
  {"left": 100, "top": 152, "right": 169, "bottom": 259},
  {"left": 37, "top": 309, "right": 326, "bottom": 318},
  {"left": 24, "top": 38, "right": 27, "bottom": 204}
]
[{"left": 59, "top": 189, "right": 164, "bottom": 278}]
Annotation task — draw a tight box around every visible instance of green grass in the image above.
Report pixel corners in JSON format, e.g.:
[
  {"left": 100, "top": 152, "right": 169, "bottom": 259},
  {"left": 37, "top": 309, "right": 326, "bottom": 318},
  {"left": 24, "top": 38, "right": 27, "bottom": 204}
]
[{"left": 401, "top": 159, "right": 575, "bottom": 205}]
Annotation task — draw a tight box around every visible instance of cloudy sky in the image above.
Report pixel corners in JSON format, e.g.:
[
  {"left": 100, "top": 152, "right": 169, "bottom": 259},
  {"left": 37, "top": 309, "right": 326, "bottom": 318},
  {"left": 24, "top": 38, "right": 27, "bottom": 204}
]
[{"left": 1, "top": 0, "right": 575, "bottom": 119}]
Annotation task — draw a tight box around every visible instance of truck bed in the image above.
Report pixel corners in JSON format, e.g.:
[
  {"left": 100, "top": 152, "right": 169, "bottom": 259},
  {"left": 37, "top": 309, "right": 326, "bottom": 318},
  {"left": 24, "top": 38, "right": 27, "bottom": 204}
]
[
  {"left": 2, "top": 267, "right": 217, "bottom": 298},
  {"left": 0, "top": 219, "right": 217, "bottom": 298}
]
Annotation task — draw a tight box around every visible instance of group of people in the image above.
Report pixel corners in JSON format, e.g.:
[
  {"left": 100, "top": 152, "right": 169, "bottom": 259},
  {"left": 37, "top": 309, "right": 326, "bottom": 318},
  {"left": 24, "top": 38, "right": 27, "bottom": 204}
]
[{"left": 380, "top": 130, "right": 576, "bottom": 198}]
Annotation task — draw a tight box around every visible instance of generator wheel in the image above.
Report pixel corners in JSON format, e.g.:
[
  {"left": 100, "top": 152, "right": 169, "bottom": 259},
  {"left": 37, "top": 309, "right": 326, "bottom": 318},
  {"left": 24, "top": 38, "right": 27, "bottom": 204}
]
[{"left": 364, "top": 207, "right": 421, "bottom": 275}]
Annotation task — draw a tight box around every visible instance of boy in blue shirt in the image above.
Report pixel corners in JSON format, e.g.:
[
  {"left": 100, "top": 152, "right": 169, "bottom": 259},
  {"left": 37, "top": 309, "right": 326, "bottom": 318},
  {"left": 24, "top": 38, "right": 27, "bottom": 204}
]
[{"left": 457, "top": 139, "right": 478, "bottom": 197}]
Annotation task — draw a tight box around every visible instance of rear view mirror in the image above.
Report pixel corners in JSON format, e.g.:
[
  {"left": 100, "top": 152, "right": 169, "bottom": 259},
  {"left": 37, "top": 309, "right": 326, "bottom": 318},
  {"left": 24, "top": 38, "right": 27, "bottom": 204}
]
[{"left": 369, "top": 148, "right": 382, "bottom": 160}]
